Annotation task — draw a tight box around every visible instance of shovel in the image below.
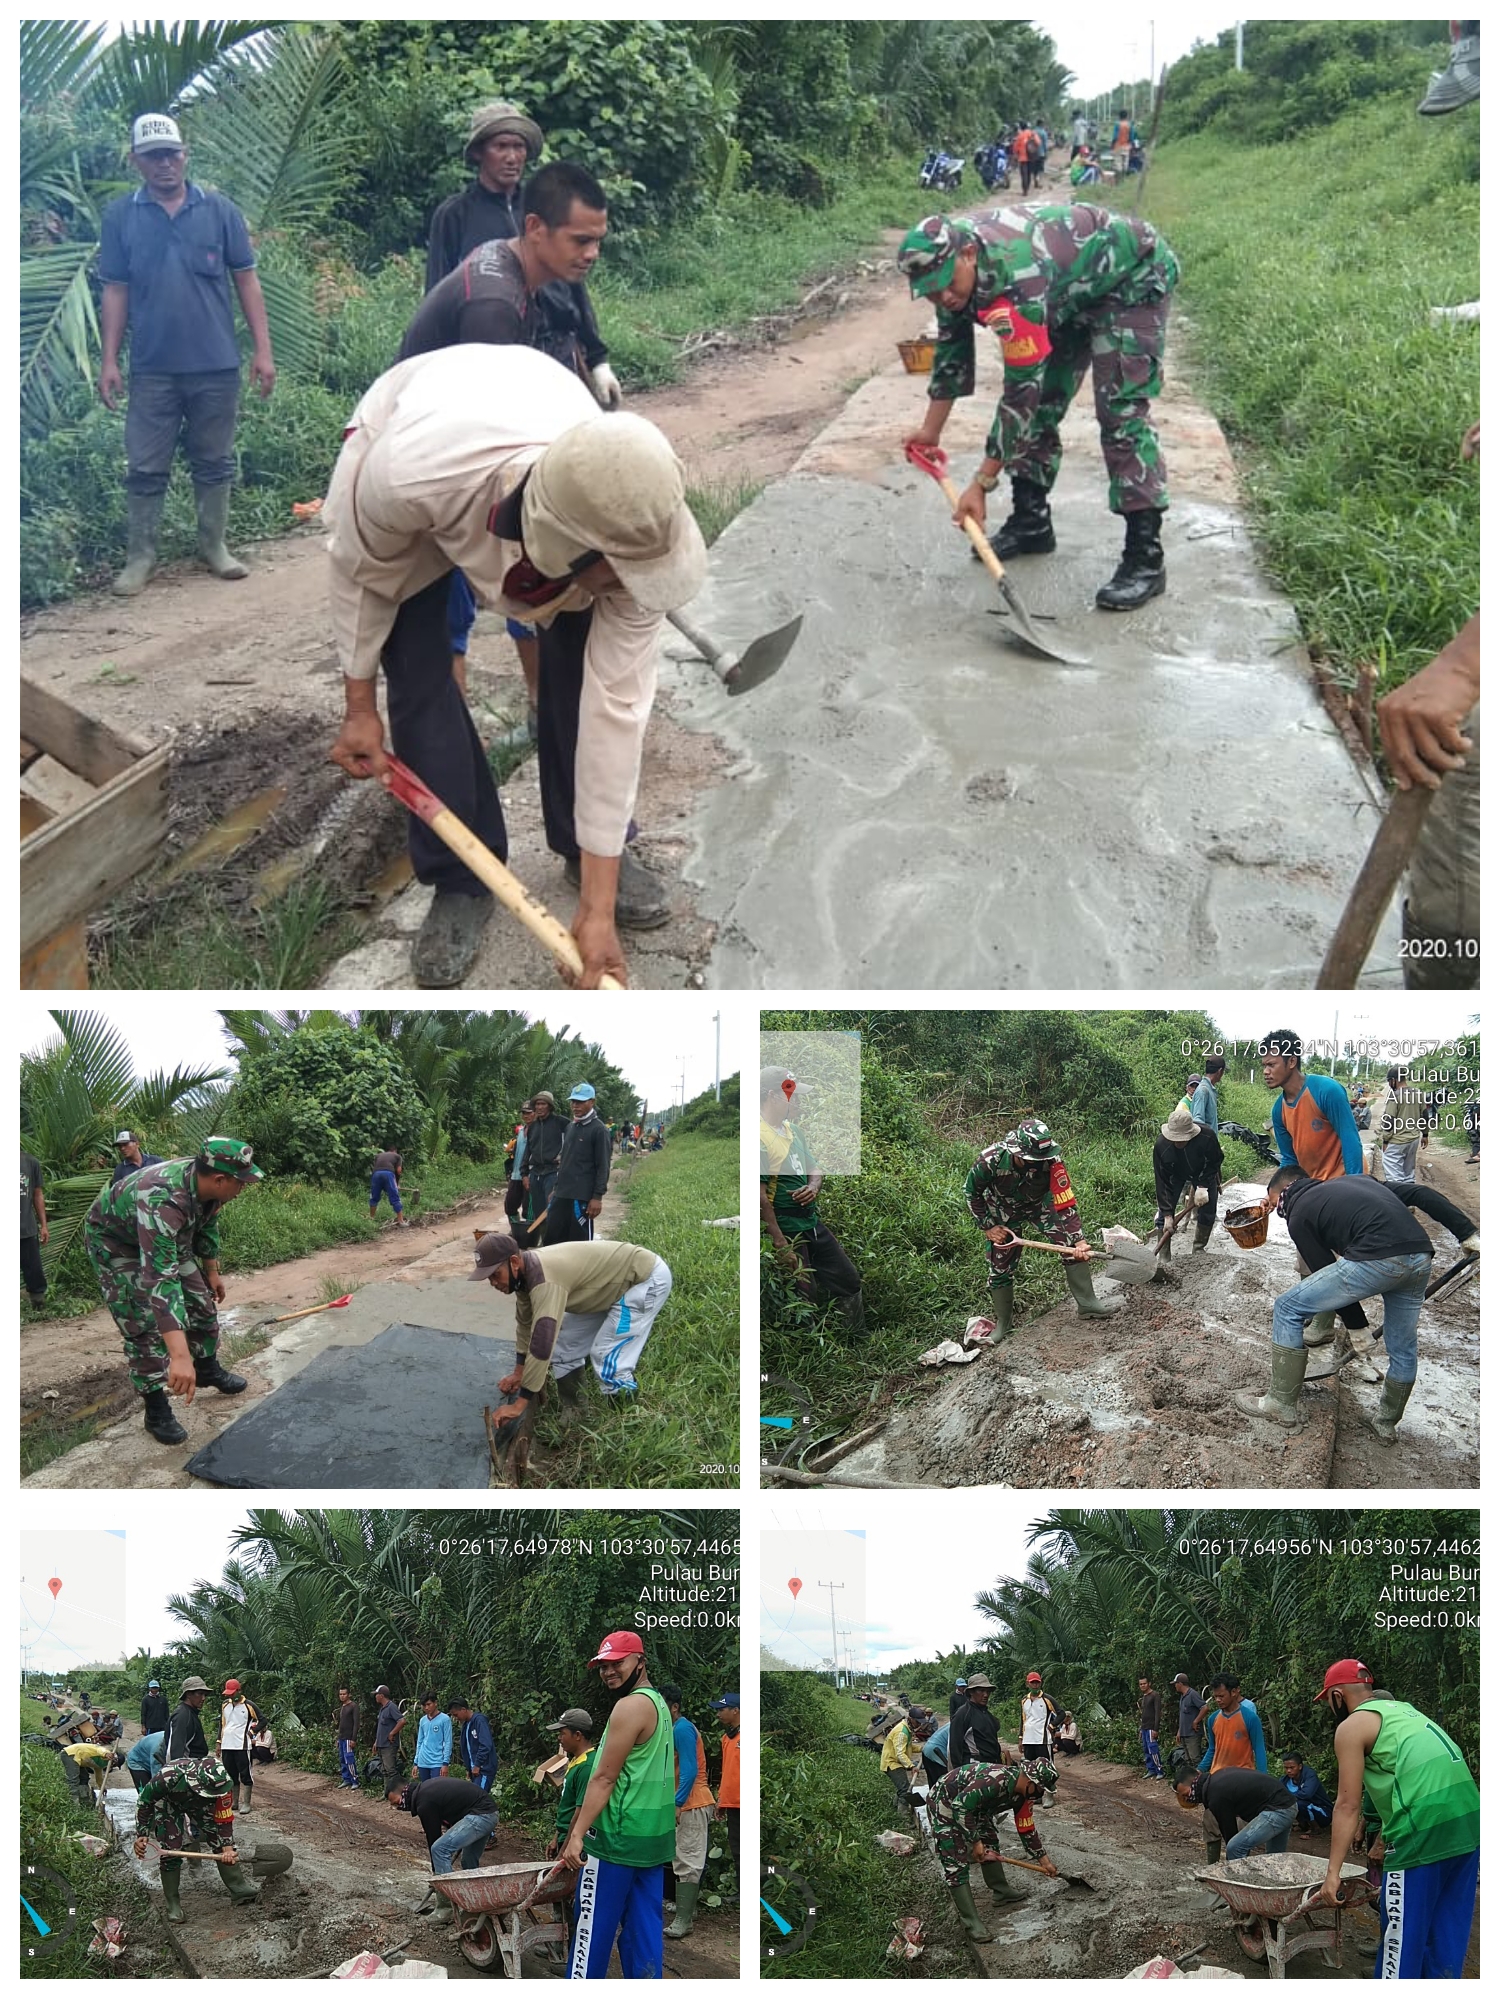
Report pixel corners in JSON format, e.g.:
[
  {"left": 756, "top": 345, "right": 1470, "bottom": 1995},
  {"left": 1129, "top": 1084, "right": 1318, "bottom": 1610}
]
[
  {"left": 380, "top": 757, "right": 624, "bottom": 990},
  {"left": 667, "top": 609, "right": 803, "bottom": 695},
  {"left": 1315, "top": 785, "right": 1435, "bottom": 988},
  {"left": 973, "top": 1844, "right": 1096, "bottom": 1890},
  {"left": 1008, "top": 1235, "right": 1160, "bottom": 1285},
  {"left": 250, "top": 1295, "right": 352, "bottom": 1332},
  {"left": 904, "top": 441, "right": 1085, "bottom": 665},
  {"left": 154, "top": 1842, "right": 294, "bottom": 1878}
]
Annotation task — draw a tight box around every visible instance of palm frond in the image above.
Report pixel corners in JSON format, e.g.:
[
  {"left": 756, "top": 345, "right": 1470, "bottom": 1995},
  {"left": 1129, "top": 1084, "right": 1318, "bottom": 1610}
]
[
  {"left": 189, "top": 28, "right": 353, "bottom": 237},
  {"left": 19, "top": 246, "right": 100, "bottom": 428},
  {"left": 48, "top": 1009, "right": 138, "bottom": 1107},
  {"left": 84, "top": 20, "right": 275, "bottom": 120},
  {"left": 20, "top": 20, "right": 108, "bottom": 107},
  {"left": 38, "top": 1170, "right": 110, "bottom": 1277}
]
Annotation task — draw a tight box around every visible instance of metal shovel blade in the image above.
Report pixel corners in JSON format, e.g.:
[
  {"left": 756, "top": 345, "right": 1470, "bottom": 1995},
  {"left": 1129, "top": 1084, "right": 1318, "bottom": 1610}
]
[
  {"left": 1102, "top": 1240, "right": 1160, "bottom": 1285},
  {"left": 724, "top": 613, "right": 804, "bottom": 696},
  {"left": 987, "top": 589, "right": 1089, "bottom": 667}
]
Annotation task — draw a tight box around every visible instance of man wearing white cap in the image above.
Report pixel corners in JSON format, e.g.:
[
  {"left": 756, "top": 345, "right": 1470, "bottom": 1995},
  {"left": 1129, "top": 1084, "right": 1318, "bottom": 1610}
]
[
  {"left": 111, "top": 1131, "right": 163, "bottom": 1186},
  {"left": 324, "top": 344, "right": 706, "bottom": 988},
  {"left": 97, "top": 113, "right": 275, "bottom": 597}
]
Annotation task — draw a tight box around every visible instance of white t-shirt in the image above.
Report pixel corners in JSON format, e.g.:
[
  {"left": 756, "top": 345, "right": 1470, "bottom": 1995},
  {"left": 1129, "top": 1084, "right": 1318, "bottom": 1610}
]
[
  {"left": 220, "top": 1699, "right": 252, "bottom": 1751},
  {"left": 1020, "top": 1694, "right": 1051, "bottom": 1742}
]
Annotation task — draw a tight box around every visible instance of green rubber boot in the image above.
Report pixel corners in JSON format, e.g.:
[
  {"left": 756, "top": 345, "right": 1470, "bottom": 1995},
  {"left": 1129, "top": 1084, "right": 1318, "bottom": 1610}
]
[
  {"left": 216, "top": 1858, "right": 262, "bottom": 1905},
  {"left": 665, "top": 1879, "right": 699, "bottom": 1938},
  {"left": 949, "top": 1879, "right": 994, "bottom": 1943},
  {"left": 111, "top": 491, "right": 164, "bottom": 597},
  {"left": 1303, "top": 1310, "right": 1337, "bottom": 1348},
  {"left": 987, "top": 1278, "right": 1015, "bottom": 1339},
  {"left": 979, "top": 1857, "right": 1027, "bottom": 1905},
  {"left": 1062, "top": 1259, "right": 1121, "bottom": 1318},
  {"left": 1233, "top": 1344, "right": 1308, "bottom": 1428},
  {"left": 1370, "top": 1375, "right": 1416, "bottom": 1446},
  {"left": 194, "top": 482, "right": 249, "bottom": 580},
  {"left": 160, "top": 1860, "right": 185, "bottom": 1924},
  {"left": 1204, "top": 1835, "right": 1222, "bottom": 1866}
]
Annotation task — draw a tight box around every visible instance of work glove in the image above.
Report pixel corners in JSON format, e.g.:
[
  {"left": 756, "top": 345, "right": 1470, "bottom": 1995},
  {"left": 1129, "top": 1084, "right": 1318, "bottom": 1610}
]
[{"left": 590, "top": 362, "right": 623, "bottom": 410}]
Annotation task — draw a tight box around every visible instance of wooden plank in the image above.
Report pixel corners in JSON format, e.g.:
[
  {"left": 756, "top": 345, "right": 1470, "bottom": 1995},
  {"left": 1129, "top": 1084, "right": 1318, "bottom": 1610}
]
[
  {"left": 20, "top": 795, "right": 53, "bottom": 840},
  {"left": 20, "top": 736, "right": 42, "bottom": 771},
  {"left": 21, "top": 918, "right": 89, "bottom": 990},
  {"left": 19, "top": 745, "right": 171, "bottom": 957},
  {"left": 23, "top": 755, "right": 97, "bottom": 821},
  {"left": 19, "top": 679, "right": 153, "bottom": 788}
]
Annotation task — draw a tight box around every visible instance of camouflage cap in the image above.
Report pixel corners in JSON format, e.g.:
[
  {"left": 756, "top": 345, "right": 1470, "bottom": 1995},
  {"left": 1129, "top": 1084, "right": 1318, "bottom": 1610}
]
[
  {"left": 1008, "top": 1118, "right": 1060, "bottom": 1163},
  {"left": 897, "top": 214, "right": 976, "bottom": 297},
  {"left": 1021, "top": 1755, "right": 1059, "bottom": 1791},
  {"left": 197, "top": 1137, "right": 263, "bottom": 1182}
]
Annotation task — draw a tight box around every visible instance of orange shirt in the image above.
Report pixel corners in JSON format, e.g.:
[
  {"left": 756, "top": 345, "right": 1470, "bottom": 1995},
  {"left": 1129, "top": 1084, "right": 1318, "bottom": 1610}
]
[
  {"left": 677, "top": 1724, "right": 715, "bottom": 1812},
  {"left": 1206, "top": 1703, "right": 1258, "bottom": 1772},
  {"left": 1279, "top": 1079, "right": 1349, "bottom": 1181},
  {"left": 718, "top": 1730, "right": 740, "bottom": 1809}
]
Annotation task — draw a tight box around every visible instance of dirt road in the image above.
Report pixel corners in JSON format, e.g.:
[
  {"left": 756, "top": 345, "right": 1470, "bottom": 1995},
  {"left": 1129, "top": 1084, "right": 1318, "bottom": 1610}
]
[
  {"left": 20, "top": 244, "right": 925, "bottom": 990},
  {"left": 97, "top": 1736, "right": 736, "bottom": 1978},
  {"left": 823, "top": 1153, "right": 1479, "bottom": 1493},
  {"left": 22, "top": 1174, "right": 630, "bottom": 1489}
]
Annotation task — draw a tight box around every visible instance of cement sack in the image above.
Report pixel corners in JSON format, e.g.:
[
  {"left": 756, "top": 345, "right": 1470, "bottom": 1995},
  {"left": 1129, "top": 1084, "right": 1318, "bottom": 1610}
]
[
  {"left": 1127, "top": 1959, "right": 1244, "bottom": 1979},
  {"left": 331, "top": 1954, "right": 448, "bottom": 1979}
]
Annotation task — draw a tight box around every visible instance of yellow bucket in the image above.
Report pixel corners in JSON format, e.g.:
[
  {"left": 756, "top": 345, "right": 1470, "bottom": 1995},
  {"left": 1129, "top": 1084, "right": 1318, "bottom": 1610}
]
[{"left": 897, "top": 336, "right": 936, "bottom": 375}]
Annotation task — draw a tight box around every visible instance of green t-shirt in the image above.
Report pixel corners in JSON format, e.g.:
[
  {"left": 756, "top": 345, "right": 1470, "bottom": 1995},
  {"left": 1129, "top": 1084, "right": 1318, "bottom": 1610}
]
[
  {"left": 762, "top": 1120, "right": 819, "bottom": 1237},
  {"left": 555, "top": 1747, "right": 598, "bottom": 1839},
  {"left": 583, "top": 1687, "right": 675, "bottom": 1868},
  {"left": 1359, "top": 1700, "right": 1480, "bottom": 1869}
]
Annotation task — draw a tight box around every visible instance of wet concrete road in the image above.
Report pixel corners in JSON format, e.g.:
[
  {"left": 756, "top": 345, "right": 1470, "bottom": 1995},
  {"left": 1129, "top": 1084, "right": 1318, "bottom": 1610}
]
[{"left": 671, "top": 349, "right": 1402, "bottom": 989}]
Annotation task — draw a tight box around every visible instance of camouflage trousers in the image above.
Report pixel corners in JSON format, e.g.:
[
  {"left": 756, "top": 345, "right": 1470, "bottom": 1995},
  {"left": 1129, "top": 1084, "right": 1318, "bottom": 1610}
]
[
  {"left": 1010, "top": 276, "right": 1172, "bottom": 513},
  {"left": 84, "top": 1223, "right": 219, "bottom": 1396},
  {"left": 929, "top": 1795, "right": 998, "bottom": 1888}
]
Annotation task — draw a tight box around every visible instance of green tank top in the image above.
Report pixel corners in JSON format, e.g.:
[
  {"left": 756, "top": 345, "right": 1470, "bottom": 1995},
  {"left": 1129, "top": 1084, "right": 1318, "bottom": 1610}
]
[
  {"left": 1360, "top": 1699, "right": 1479, "bottom": 1869},
  {"left": 583, "top": 1685, "right": 675, "bottom": 1868}
]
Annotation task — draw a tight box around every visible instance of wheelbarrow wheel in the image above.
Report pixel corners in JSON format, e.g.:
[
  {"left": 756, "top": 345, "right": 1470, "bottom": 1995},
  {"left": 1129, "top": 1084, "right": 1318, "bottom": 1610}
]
[
  {"left": 458, "top": 1911, "right": 503, "bottom": 1972},
  {"left": 1234, "top": 1916, "right": 1268, "bottom": 1961}
]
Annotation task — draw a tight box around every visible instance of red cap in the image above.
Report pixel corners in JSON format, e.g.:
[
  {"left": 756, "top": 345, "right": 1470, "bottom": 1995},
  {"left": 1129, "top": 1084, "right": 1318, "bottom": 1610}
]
[
  {"left": 1025, "top": 1672, "right": 1043, "bottom": 1685},
  {"left": 222, "top": 1679, "right": 241, "bottom": 1695},
  {"left": 1314, "top": 1659, "right": 1373, "bottom": 1703},
  {"left": 587, "top": 1630, "right": 645, "bottom": 1667}
]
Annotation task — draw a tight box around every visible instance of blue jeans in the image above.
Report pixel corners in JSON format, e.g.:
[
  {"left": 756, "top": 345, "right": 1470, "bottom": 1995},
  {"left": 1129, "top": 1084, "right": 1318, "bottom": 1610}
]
[
  {"left": 431, "top": 1809, "right": 499, "bottom": 1874},
  {"left": 1225, "top": 1804, "right": 1296, "bottom": 1859},
  {"left": 1271, "top": 1252, "right": 1431, "bottom": 1382}
]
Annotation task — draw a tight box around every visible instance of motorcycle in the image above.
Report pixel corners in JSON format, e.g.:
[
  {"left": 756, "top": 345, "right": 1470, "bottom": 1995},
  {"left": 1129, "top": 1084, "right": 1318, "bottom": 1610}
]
[
  {"left": 974, "top": 142, "right": 1010, "bottom": 191},
  {"left": 918, "top": 148, "right": 964, "bottom": 192}
]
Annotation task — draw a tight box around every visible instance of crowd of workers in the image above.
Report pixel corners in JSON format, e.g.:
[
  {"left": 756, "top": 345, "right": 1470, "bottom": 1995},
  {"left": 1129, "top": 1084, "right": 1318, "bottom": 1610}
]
[{"left": 858, "top": 1652, "right": 1477, "bottom": 1975}]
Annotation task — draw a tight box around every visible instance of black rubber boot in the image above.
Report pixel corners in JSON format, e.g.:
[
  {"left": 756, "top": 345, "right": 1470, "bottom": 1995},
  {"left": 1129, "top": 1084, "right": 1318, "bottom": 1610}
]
[
  {"left": 143, "top": 1389, "right": 187, "bottom": 1445},
  {"left": 1095, "top": 508, "right": 1166, "bottom": 610},
  {"left": 413, "top": 891, "right": 493, "bottom": 986},
  {"left": 839, "top": 1287, "right": 868, "bottom": 1338},
  {"left": 564, "top": 846, "right": 670, "bottom": 929},
  {"left": 986, "top": 478, "right": 1056, "bottom": 560},
  {"left": 195, "top": 1355, "right": 248, "bottom": 1394}
]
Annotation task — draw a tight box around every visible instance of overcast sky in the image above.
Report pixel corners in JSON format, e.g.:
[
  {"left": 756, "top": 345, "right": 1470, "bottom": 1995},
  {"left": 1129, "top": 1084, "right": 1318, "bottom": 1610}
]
[
  {"left": 20, "top": 1000, "right": 734, "bottom": 1117},
  {"left": 1049, "top": 8, "right": 1240, "bottom": 100},
  {"left": 763, "top": 1501, "right": 1038, "bottom": 1674}
]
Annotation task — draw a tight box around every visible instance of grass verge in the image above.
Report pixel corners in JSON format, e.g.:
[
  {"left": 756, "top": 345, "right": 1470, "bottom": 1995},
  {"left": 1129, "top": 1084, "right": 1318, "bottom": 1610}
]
[
  {"left": 1141, "top": 94, "right": 1478, "bottom": 702},
  {"left": 92, "top": 876, "right": 360, "bottom": 991},
  {"left": 541, "top": 1132, "right": 739, "bottom": 1488},
  {"left": 761, "top": 1675, "right": 966, "bottom": 1980},
  {"left": 21, "top": 1738, "right": 161, "bottom": 1979}
]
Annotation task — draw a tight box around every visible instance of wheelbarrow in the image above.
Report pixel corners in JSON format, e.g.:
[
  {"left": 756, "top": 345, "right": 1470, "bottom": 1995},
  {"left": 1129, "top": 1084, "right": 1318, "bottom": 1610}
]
[
  {"left": 427, "top": 1860, "right": 572, "bottom": 1975},
  {"left": 1194, "top": 1854, "right": 1373, "bottom": 1977}
]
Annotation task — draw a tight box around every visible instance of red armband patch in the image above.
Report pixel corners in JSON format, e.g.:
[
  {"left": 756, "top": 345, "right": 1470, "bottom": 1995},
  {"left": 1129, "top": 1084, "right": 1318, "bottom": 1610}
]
[{"left": 978, "top": 299, "right": 1052, "bottom": 365}]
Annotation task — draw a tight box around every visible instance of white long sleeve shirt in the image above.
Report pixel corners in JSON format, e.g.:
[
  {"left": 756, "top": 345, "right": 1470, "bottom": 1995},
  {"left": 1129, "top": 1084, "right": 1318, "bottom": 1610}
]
[{"left": 324, "top": 345, "right": 663, "bottom": 857}]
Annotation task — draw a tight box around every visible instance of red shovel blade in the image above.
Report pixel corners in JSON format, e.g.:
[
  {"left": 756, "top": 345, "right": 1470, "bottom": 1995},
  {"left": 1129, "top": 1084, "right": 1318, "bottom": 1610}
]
[
  {"left": 904, "top": 439, "right": 950, "bottom": 482},
  {"left": 325, "top": 1295, "right": 353, "bottom": 1309}
]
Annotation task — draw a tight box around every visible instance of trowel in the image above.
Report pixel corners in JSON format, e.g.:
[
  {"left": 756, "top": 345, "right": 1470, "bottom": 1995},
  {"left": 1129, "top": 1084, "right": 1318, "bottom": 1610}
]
[
  {"left": 904, "top": 441, "right": 1086, "bottom": 665},
  {"left": 666, "top": 608, "right": 803, "bottom": 695}
]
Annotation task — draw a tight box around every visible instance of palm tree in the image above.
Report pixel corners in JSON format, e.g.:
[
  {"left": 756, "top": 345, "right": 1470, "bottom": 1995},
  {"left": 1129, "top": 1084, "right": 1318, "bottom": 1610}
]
[{"left": 21, "top": 1009, "right": 229, "bottom": 1276}]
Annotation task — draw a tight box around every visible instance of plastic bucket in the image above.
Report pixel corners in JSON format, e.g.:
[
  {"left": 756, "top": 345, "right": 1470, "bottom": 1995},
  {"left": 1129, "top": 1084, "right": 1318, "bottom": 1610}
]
[
  {"left": 897, "top": 337, "right": 936, "bottom": 374},
  {"left": 1224, "top": 1203, "right": 1269, "bottom": 1249}
]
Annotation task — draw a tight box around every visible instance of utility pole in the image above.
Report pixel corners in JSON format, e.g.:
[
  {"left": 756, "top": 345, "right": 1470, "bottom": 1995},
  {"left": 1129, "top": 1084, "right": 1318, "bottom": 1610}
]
[
  {"left": 713, "top": 1011, "right": 721, "bottom": 1101},
  {"left": 816, "top": 1580, "right": 845, "bottom": 1688},
  {"left": 1235, "top": 20, "right": 1244, "bottom": 71}
]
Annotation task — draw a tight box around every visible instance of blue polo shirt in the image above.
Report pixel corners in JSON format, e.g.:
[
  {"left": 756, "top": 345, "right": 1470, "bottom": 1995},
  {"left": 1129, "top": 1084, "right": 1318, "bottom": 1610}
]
[{"left": 98, "top": 182, "right": 255, "bottom": 374}]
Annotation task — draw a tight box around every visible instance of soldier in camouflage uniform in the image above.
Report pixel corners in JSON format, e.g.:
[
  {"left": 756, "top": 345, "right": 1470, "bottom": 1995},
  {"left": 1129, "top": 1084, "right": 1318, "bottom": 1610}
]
[
  {"left": 84, "top": 1136, "right": 263, "bottom": 1445},
  {"left": 964, "top": 1117, "right": 1120, "bottom": 1339},
  {"left": 131, "top": 1753, "right": 261, "bottom": 1922},
  {"left": 930, "top": 1757, "right": 1059, "bottom": 1941},
  {"left": 900, "top": 202, "right": 1180, "bottom": 610}
]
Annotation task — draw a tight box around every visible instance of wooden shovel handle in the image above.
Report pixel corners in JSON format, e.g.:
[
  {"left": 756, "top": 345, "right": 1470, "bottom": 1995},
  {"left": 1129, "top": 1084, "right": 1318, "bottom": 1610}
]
[
  {"left": 905, "top": 440, "right": 1009, "bottom": 585},
  {"left": 1316, "top": 786, "right": 1436, "bottom": 989},
  {"left": 381, "top": 757, "right": 624, "bottom": 990},
  {"left": 1009, "top": 1236, "right": 1101, "bottom": 1259}
]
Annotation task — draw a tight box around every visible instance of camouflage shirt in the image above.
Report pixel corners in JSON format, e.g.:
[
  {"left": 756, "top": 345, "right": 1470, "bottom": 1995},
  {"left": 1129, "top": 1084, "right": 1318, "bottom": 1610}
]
[
  {"left": 964, "top": 1145, "right": 1083, "bottom": 1246},
  {"left": 936, "top": 1759, "right": 1046, "bottom": 1856},
  {"left": 928, "top": 202, "right": 1178, "bottom": 460},
  {"left": 86, "top": 1157, "right": 224, "bottom": 1335}
]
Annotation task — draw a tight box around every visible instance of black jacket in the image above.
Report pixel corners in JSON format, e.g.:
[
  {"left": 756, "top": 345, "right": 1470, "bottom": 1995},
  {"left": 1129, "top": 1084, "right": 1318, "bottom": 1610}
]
[
  {"left": 1281, "top": 1175, "right": 1433, "bottom": 1271},
  {"left": 423, "top": 179, "right": 607, "bottom": 366},
  {"left": 410, "top": 1777, "right": 496, "bottom": 1852},
  {"left": 165, "top": 1699, "right": 209, "bottom": 1763},
  {"left": 524, "top": 1113, "right": 568, "bottom": 1178},
  {"left": 140, "top": 1690, "right": 170, "bottom": 1735},
  {"left": 1153, "top": 1130, "right": 1224, "bottom": 1213},
  {"left": 555, "top": 1113, "right": 612, "bottom": 1204},
  {"left": 950, "top": 1699, "right": 1003, "bottom": 1768}
]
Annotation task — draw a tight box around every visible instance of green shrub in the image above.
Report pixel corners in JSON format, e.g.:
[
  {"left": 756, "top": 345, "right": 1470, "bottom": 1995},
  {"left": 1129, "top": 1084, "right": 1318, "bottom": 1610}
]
[{"left": 228, "top": 1024, "right": 425, "bottom": 1183}]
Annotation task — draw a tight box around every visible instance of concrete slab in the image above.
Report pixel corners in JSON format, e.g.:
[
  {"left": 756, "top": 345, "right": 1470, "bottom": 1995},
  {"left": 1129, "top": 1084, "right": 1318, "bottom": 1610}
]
[{"left": 672, "top": 348, "right": 1401, "bottom": 988}]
